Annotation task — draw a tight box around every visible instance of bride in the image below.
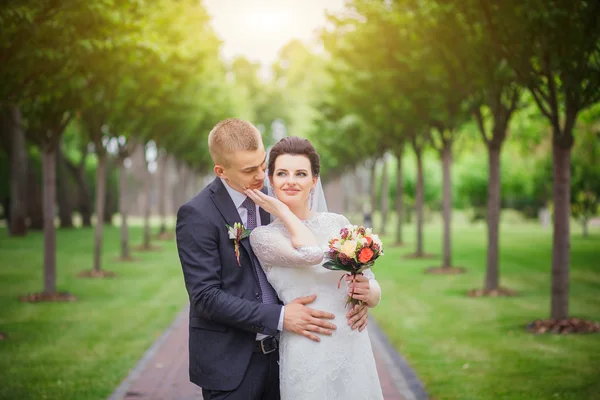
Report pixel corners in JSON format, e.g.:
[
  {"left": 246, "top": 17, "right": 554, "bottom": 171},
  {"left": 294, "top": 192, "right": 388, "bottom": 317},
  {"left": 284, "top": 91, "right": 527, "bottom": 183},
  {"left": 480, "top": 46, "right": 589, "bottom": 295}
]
[{"left": 246, "top": 136, "right": 383, "bottom": 400}]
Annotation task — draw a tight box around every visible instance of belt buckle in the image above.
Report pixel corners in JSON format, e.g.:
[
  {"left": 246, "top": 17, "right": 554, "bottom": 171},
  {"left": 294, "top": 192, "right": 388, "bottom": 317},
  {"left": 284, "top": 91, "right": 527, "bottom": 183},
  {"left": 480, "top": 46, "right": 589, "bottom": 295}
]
[{"left": 260, "top": 337, "right": 277, "bottom": 354}]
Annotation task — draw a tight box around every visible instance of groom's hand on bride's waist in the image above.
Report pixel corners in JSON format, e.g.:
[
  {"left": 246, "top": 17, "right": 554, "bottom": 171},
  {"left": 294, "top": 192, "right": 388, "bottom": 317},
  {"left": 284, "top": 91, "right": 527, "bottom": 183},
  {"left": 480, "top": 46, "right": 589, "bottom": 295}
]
[{"left": 283, "top": 294, "right": 336, "bottom": 342}]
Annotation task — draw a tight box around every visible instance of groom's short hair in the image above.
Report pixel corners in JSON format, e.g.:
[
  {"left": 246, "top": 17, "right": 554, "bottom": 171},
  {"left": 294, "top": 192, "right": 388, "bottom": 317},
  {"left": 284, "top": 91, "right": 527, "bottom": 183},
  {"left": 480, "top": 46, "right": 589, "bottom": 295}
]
[{"left": 208, "top": 118, "right": 262, "bottom": 166}]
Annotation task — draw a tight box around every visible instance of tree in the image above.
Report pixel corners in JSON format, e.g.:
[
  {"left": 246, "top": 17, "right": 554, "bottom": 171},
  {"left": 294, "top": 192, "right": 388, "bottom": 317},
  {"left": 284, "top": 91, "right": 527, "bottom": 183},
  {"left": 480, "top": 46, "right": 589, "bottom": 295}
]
[
  {"left": 22, "top": 91, "right": 74, "bottom": 299},
  {"left": 1, "top": 106, "right": 28, "bottom": 235},
  {"left": 4, "top": 0, "right": 115, "bottom": 300},
  {"left": 438, "top": 0, "right": 522, "bottom": 293},
  {"left": 481, "top": 0, "right": 600, "bottom": 325}
]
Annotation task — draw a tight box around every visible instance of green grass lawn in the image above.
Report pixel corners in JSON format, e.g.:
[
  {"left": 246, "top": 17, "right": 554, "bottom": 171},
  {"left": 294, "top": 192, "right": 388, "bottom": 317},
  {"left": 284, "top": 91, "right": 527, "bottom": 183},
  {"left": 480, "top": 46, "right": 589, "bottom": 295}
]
[
  {"left": 369, "top": 214, "right": 600, "bottom": 400},
  {"left": 0, "top": 225, "right": 187, "bottom": 400}
]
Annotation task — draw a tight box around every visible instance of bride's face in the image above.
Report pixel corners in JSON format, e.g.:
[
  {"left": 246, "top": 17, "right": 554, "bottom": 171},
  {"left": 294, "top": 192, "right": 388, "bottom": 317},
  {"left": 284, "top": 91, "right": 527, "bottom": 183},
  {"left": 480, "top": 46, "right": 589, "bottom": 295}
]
[{"left": 270, "top": 154, "right": 317, "bottom": 209}]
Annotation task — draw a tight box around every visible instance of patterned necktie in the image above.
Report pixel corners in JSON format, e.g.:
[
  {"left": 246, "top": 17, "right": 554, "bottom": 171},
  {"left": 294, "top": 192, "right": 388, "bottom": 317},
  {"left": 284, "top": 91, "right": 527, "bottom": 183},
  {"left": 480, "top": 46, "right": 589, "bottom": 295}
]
[{"left": 241, "top": 197, "right": 278, "bottom": 304}]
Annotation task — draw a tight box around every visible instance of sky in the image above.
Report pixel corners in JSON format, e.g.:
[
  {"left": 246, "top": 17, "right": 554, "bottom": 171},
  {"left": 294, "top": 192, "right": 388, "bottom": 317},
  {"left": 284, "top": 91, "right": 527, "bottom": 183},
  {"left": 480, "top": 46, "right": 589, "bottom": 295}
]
[{"left": 203, "top": 0, "right": 346, "bottom": 77}]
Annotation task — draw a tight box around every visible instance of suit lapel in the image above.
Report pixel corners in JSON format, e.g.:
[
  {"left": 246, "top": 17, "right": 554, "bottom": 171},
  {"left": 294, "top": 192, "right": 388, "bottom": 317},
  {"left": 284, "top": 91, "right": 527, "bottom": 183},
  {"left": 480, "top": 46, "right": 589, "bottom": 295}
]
[
  {"left": 210, "top": 178, "right": 243, "bottom": 228},
  {"left": 210, "top": 178, "right": 259, "bottom": 281}
]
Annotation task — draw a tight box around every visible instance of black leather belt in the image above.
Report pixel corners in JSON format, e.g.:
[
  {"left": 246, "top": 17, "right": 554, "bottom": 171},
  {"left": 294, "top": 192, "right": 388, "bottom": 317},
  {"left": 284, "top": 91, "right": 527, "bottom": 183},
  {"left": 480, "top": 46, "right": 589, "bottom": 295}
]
[{"left": 253, "top": 336, "right": 278, "bottom": 354}]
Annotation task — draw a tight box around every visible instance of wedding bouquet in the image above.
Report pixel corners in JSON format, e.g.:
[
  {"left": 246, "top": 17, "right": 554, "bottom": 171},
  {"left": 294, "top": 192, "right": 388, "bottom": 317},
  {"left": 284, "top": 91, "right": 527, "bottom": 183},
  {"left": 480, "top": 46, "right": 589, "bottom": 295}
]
[{"left": 323, "top": 225, "right": 384, "bottom": 306}]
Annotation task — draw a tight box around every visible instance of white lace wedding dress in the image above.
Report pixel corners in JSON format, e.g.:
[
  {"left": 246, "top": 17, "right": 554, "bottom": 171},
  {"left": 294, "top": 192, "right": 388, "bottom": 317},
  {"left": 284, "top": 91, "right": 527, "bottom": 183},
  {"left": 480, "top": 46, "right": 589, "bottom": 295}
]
[{"left": 250, "top": 212, "right": 383, "bottom": 400}]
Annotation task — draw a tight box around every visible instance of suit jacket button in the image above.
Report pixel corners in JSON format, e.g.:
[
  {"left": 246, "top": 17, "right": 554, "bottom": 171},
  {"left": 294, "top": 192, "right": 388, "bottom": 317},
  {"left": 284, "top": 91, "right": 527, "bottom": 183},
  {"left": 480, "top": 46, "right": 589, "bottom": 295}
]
[{"left": 255, "top": 292, "right": 260, "bottom": 299}]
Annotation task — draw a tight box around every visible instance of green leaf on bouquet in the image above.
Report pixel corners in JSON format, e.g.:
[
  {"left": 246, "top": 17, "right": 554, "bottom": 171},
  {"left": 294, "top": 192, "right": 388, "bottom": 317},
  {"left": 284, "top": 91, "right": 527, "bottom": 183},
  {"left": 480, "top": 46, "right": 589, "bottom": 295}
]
[
  {"left": 240, "top": 229, "right": 252, "bottom": 239},
  {"left": 322, "top": 261, "right": 353, "bottom": 272}
]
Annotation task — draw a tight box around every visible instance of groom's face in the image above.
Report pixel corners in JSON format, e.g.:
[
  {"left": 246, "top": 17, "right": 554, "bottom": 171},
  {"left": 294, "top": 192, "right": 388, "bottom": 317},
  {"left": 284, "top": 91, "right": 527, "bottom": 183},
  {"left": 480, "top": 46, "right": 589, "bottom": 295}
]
[{"left": 215, "top": 148, "right": 267, "bottom": 193}]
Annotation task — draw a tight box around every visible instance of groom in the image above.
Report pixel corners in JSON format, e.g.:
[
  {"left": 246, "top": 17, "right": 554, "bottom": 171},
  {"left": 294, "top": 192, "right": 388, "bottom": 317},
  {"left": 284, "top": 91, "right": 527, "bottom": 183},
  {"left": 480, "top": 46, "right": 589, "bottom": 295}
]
[{"left": 176, "top": 118, "right": 373, "bottom": 400}]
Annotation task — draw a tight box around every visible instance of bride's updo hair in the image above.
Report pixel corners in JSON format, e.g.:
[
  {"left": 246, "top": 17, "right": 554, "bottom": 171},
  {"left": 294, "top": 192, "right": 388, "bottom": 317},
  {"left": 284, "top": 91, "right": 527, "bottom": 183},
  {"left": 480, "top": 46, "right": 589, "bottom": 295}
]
[{"left": 268, "top": 136, "right": 320, "bottom": 178}]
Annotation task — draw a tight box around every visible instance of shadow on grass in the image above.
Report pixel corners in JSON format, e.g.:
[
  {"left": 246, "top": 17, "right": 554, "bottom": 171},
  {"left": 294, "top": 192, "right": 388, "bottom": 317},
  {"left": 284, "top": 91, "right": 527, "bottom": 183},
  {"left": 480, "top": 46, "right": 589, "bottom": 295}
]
[
  {"left": 18, "top": 292, "right": 77, "bottom": 302},
  {"left": 404, "top": 253, "right": 437, "bottom": 259},
  {"left": 134, "top": 244, "right": 162, "bottom": 252},
  {"left": 114, "top": 255, "right": 142, "bottom": 263},
  {"left": 78, "top": 270, "right": 117, "bottom": 278},
  {"left": 425, "top": 266, "right": 467, "bottom": 275}
]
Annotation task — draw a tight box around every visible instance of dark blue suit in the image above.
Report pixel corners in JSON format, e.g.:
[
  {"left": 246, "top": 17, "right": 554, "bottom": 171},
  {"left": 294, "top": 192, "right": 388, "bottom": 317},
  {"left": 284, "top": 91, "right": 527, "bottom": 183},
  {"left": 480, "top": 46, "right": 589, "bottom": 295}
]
[{"left": 176, "top": 177, "right": 282, "bottom": 398}]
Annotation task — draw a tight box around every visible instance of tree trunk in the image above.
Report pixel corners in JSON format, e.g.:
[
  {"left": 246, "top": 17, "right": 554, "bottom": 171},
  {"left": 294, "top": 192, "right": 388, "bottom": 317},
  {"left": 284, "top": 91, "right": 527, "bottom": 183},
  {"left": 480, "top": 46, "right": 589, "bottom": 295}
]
[
  {"left": 140, "top": 144, "right": 152, "bottom": 249},
  {"left": 42, "top": 149, "right": 57, "bottom": 294},
  {"left": 7, "top": 105, "right": 27, "bottom": 236},
  {"left": 157, "top": 152, "right": 167, "bottom": 234},
  {"left": 179, "top": 163, "right": 189, "bottom": 211},
  {"left": 551, "top": 142, "right": 571, "bottom": 320},
  {"left": 441, "top": 140, "right": 453, "bottom": 268},
  {"left": 394, "top": 146, "right": 404, "bottom": 245},
  {"left": 27, "top": 166, "right": 44, "bottom": 230},
  {"left": 380, "top": 156, "right": 389, "bottom": 235},
  {"left": 78, "top": 175, "right": 92, "bottom": 227},
  {"left": 582, "top": 219, "right": 588, "bottom": 237},
  {"left": 172, "top": 159, "right": 182, "bottom": 214},
  {"left": 484, "top": 144, "right": 501, "bottom": 290},
  {"left": 56, "top": 147, "right": 74, "bottom": 228},
  {"left": 369, "top": 159, "right": 377, "bottom": 230},
  {"left": 118, "top": 159, "right": 130, "bottom": 259},
  {"left": 415, "top": 147, "right": 424, "bottom": 256},
  {"left": 353, "top": 165, "right": 365, "bottom": 214},
  {"left": 93, "top": 151, "right": 107, "bottom": 272},
  {"left": 103, "top": 157, "right": 116, "bottom": 225},
  {"left": 104, "top": 187, "right": 114, "bottom": 225},
  {"left": 142, "top": 173, "right": 152, "bottom": 248}
]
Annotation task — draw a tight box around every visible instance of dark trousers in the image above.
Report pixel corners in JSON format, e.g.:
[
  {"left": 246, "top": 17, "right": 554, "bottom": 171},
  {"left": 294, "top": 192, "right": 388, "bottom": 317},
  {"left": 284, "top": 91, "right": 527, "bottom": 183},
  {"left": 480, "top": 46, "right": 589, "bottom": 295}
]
[{"left": 202, "top": 351, "right": 280, "bottom": 400}]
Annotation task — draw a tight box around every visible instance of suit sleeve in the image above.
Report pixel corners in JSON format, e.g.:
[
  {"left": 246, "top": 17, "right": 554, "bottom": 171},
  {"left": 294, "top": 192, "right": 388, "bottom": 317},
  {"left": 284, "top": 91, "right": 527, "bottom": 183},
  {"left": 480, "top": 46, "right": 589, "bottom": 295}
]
[{"left": 176, "top": 204, "right": 282, "bottom": 335}]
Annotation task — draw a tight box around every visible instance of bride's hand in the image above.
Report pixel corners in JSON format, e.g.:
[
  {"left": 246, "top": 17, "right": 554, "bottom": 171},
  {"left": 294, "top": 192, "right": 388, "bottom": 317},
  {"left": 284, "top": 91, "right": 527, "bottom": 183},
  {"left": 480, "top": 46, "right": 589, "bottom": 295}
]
[
  {"left": 244, "top": 188, "right": 290, "bottom": 219},
  {"left": 346, "top": 274, "right": 372, "bottom": 305}
]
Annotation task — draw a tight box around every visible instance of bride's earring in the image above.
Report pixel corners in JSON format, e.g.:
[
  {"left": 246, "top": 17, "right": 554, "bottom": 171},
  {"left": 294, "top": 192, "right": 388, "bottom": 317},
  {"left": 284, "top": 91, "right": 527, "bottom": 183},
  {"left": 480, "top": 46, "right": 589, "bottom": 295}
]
[
  {"left": 309, "top": 187, "right": 315, "bottom": 209},
  {"left": 270, "top": 184, "right": 278, "bottom": 199}
]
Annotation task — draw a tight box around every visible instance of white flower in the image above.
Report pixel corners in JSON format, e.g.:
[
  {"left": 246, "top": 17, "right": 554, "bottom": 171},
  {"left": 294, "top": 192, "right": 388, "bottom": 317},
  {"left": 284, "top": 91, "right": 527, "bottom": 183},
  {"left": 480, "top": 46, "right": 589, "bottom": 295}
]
[
  {"left": 371, "top": 234, "right": 383, "bottom": 249},
  {"left": 341, "top": 240, "right": 357, "bottom": 258},
  {"left": 359, "top": 238, "right": 368, "bottom": 246},
  {"left": 228, "top": 226, "right": 237, "bottom": 240}
]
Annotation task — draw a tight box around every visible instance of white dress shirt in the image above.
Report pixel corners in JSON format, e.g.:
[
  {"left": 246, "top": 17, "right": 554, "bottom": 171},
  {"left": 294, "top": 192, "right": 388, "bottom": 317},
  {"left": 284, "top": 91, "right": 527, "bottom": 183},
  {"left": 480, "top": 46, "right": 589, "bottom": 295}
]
[{"left": 220, "top": 179, "right": 284, "bottom": 339}]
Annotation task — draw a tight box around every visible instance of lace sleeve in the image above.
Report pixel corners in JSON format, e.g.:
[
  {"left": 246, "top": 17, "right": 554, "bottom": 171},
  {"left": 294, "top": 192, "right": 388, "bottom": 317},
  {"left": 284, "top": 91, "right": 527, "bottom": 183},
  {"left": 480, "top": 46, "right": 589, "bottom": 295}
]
[{"left": 250, "top": 225, "right": 324, "bottom": 268}]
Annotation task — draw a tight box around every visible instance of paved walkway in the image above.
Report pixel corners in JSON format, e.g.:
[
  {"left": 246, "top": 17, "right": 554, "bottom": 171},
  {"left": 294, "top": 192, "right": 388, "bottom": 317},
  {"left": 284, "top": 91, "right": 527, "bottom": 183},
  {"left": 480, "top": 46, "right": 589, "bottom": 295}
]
[{"left": 109, "top": 306, "right": 427, "bottom": 400}]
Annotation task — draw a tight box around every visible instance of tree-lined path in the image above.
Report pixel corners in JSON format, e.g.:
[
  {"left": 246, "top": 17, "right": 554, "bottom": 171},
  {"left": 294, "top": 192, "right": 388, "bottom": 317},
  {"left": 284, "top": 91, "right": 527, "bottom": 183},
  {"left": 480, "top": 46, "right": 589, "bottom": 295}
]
[{"left": 1, "top": 1, "right": 599, "bottom": 399}]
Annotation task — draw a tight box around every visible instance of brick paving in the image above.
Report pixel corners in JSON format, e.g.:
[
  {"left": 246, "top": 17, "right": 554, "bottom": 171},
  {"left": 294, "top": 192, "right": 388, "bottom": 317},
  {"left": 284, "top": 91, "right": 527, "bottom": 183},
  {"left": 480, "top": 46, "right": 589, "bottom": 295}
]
[{"left": 109, "top": 307, "right": 426, "bottom": 400}]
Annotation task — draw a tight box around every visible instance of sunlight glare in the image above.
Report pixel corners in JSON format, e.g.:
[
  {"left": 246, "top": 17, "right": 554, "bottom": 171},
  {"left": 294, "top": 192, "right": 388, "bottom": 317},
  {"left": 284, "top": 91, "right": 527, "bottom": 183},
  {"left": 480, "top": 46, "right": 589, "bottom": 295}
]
[{"left": 246, "top": 11, "right": 288, "bottom": 32}]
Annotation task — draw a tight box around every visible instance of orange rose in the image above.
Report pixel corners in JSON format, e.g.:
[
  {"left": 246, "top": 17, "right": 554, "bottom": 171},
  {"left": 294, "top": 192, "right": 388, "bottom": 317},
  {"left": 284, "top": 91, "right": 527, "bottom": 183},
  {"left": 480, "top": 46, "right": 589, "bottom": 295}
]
[
  {"left": 364, "top": 236, "right": 373, "bottom": 246},
  {"left": 358, "top": 247, "right": 374, "bottom": 263}
]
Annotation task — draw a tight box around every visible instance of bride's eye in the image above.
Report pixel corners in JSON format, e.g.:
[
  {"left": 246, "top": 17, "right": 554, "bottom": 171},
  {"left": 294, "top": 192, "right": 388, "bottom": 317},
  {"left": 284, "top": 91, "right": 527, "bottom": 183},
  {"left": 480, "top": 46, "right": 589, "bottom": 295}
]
[
  {"left": 297, "top": 172, "right": 307, "bottom": 177},
  {"left": 276, "top": 172, "right": 287, "bottom": 177}
]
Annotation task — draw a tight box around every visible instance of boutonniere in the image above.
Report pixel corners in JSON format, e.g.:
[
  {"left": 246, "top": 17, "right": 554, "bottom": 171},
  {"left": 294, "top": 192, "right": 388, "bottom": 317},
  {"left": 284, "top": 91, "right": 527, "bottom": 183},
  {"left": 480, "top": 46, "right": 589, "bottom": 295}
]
[{"left": 227, "top": 222, "right": 252, "bottom": 266}]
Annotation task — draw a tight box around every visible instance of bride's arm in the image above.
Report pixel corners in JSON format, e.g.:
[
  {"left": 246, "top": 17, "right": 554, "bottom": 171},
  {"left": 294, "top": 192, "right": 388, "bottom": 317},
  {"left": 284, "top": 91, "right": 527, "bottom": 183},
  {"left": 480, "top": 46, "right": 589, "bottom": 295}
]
[
  {"left": 245, "top": 188, "right": 318, "bottom": 249},
  {"left": 250, "top": 225, "right": 324, "bottom": 268},
  {"left": 362, "top": 269, "right": 382, "bottom": 307}
]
